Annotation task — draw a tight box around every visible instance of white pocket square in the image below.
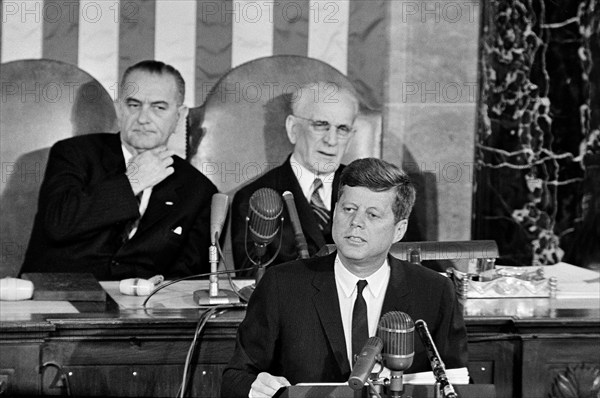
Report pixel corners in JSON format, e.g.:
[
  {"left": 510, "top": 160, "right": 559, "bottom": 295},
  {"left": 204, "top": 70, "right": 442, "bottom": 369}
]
[{"left": 172, "top": 226, "right": 183, "bottom": 235}]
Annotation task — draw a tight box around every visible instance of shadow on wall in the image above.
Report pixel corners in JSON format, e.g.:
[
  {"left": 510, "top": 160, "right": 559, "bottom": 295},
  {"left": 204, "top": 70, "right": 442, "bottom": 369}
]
[
  {"left": 263, "top": 93, "right": 295, "bottom": 167},
  {"left": 402, "top": 146, "right": 439, "bottom": 243},
  {"left": 0, "top": 59, "right": 116, "bottom": 277}
]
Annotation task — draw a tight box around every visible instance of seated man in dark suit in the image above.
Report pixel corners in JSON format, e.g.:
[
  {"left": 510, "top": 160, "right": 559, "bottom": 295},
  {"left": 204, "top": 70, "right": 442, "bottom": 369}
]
[
  {"left": 231, "top": 81, "right": 360, "bottom": 272},
  {"left": 20, "top": 60, "right": 217, "bottom": 280},
  {"left": 221, "top": 158, "right": 468, "bottom": 398}
]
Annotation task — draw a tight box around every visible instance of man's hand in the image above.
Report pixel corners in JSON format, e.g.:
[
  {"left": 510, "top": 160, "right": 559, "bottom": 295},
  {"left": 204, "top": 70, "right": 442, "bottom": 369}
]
[
  {"left": 249, "top": 372, "right": 291, "bottom": 398},
  {"left": 126, "top": 146, "right": 175, "bottom": 195}
]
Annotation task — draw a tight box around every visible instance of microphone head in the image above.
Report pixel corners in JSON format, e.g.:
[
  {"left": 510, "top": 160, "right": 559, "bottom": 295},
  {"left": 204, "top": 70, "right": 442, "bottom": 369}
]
[
  {"left": 210, "top": 193, "right": 229, "bottom": 245},
  {"left": 248, "top": 188, "right": 283, "bottom": 245},
  {"left": 348, "top": 336, "right": 383, "bottom": 390},
  {"left": 377, "top": 311, "right": 415, "bottom": 371}
]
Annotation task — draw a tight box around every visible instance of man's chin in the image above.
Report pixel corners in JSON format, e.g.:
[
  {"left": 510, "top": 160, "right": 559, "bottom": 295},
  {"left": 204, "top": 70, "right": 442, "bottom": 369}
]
[
  {"left": 314, "top": 159, "right": 340, "bottom": 174},
  {"left": 337, "top": 244, "right": 367, "bottom": 261}
]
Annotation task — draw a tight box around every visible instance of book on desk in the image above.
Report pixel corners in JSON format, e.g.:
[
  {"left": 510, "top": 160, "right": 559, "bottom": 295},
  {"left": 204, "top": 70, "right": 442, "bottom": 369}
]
[{"left": 21, "top": 272, "right": 106, "bottom": 302}]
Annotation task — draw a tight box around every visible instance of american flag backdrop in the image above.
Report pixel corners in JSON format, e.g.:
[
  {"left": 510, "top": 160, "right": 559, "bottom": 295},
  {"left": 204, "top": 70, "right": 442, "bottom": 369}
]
[{"left": 1, "top": 0, "right": 386, "bottom": 110}]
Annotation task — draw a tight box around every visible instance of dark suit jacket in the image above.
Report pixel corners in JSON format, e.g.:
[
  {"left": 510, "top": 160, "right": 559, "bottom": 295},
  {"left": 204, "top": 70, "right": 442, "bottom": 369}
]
[
  {"left": 231, "top": 157, "right": 343, "bottom": 272},
  {"left": 220, "top": 253, "right": 468, "bottom": 397},
  {"left": 21, "top": 133, "right": 218, "bottom": 280}
]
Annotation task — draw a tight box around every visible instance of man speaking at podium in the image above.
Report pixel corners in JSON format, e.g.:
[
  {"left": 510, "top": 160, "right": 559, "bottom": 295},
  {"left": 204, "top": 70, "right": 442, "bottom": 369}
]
[
  {"left": 20, "top": 60, "right": 217, "bottom": 280},
  {"left": 221, "top": 158, "right": 467, "bottom": 397}
]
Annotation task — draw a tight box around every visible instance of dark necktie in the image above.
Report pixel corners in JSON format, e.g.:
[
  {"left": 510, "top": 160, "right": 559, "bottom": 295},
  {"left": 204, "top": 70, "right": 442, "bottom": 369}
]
[
  {"left": 310, "top": 178, "right": 331, "bottom": 234},
  {"left": 122, "top": 193, "right": 143, "bottom": 242},
  {"left": 352, "top": 279, "right": 369, "bottom": 362}
]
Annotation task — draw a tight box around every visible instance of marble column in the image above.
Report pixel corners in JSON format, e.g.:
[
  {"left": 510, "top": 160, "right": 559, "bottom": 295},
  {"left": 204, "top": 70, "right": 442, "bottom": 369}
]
[{"left": 384, "top": 0, "right": 481, "bottom": 242}]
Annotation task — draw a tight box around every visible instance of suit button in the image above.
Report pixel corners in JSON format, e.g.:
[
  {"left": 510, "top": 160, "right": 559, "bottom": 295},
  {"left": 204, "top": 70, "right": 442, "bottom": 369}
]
[{"left": 112, "top": 260, "right": 119, "bottom": 266}]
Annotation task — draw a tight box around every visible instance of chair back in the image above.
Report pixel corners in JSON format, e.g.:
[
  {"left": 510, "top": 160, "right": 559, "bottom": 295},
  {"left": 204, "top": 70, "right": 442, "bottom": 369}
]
[
  {"left": 187, "top": 55, "right": 381, "bottom": 195},
  {"left": 0, "top": 59, "right": 117, "bottom": 277}
]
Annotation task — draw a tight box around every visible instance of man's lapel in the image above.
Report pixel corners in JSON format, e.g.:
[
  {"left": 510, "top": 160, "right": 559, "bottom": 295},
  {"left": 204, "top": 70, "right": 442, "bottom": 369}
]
[
  {"left": 134, "top": 159, "right": 180, "bottom": 235},
  {"left": 381, "top": 255, "right": 412, "bottom": 316},
  {"left": 330, "top": 166, "right": 344, "bottom": 210},
  {"left": 311, "top": 253, "right": 351, "bottom": 376}
]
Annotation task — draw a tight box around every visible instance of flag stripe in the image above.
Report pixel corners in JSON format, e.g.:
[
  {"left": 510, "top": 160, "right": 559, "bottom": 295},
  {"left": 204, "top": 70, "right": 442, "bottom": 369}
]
[
  {"left": 273, "top": 0, "right": 309, "bottom": 56},
  {"left": 195, "top": 0, "right": 233, "bottom": 105},
  {"left": 42, "top": 0, "right": 79, "bottom": 66},
  {"left": 118, "top": 0, "right": 156, "bottom": 84},
  {"left": 308, "top": 0, "right": 349, "bottom": 75},
  {"left": 231, "top": 0, "right": 274, "bottom": 68},
  {"left": 1, "top": 0, "right": 387, "bottom": 112},
  {"left": 1, "top": 0, "right": 43, "bottom": 62},
  {"left": 155, "top": 0, "right": 197, "bottom": 106},
  {"left": 78, "top": 0, "right": 120, "bottom": 99},
  {"left": 348, "top": 0, "right": 386, "bottom": 110}
]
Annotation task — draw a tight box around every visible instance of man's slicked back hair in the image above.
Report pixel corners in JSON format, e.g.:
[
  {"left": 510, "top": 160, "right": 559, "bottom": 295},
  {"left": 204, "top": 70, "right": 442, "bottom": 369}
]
[
  {"left": 338, "top": 158, "right": 416, "bottom": 222},
  {"left": 120, "top": 60, "right": 185, "bottom": 105}
]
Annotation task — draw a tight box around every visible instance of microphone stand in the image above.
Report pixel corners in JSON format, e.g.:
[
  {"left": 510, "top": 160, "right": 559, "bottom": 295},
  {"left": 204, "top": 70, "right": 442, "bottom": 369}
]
[{"left": 194, "top": 233, "right": 240, "bottom": 305}]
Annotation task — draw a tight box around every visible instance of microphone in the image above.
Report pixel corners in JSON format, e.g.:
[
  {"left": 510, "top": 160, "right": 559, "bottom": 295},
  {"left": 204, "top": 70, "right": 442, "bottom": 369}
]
[
  {"left": 245, "top": 188, "right": 284, "bottom": 263},
  {"left": 239, "top": 188, "right": 284, "bottom": 302},
  {"left": 0, "top": 277, "right": 34, "bottom": 301},
  {"left": 194, "top": 193, "right": 240, "bottom": 305},
  {"left": 119, "top": 275, "right": 164, "bottom": 296},
  {"left": 248, "top": 188, "right": 283, "bottom": 252},
  {"left": 282, "top": 191, "right": 309, "bottom": 259},
  {"left": 415, "top": 320, "right": 457, "bottom": 398},
  {"left": 210, "top": 192, "right": 229, "bottom": 245},
  {"left": 377, "top": 311, "right": 415, "bottom": 397},
  {"left": 348, "top": 336, "right": 383, "bottom": 390}
]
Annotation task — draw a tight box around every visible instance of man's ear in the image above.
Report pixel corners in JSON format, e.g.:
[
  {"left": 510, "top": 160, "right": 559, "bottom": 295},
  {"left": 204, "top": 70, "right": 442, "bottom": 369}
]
[
  {"left": 392, "top": 219, "right": 408, "bottom": 243},
  {"left": 114, "top": 99, "right": 122, "bottom": 120},
  {"left": 285, "top": 114, "right": 297, "bottom": 144},
  {"left": 173, "top": 105, "right": 189, "bottom": 136},
  {"left": 177, "top": 105, "right": 188, "bottom": 122}
]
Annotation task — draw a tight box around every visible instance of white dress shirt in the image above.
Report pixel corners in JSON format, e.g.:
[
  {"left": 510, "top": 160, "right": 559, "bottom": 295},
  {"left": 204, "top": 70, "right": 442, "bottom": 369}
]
[
  {"left": 289, "top": 154, "right": 334, "bottom": 210},
  {"left": 334, "top": 254, "right": 391, "bottom": 366}
]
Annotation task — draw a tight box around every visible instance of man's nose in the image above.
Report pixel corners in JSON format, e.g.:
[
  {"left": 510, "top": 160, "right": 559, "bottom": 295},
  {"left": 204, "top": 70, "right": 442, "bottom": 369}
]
[
  {"left": 322, "top": 125, "right": 338, "bottom": 145},
  {"left": 350, "top": 211, "right": 365, "bottom": 228},
  {"left": 137, "top": 105, "right": 150, "bottom": 123}
]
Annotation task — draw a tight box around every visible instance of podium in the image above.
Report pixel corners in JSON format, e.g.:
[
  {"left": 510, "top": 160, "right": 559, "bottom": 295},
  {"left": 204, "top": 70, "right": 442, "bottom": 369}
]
[{"left": 275, "top": 384, "right": 496, "bottom": 398}]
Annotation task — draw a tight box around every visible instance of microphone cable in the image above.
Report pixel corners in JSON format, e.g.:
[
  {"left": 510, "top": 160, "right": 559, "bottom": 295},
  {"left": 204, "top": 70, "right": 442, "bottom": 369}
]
[
  {"left": 177, "top": 306, "right": 218, "bottom": 398},
  {"left": 141, "top": 257, "right": 255, "bottom": 308}
]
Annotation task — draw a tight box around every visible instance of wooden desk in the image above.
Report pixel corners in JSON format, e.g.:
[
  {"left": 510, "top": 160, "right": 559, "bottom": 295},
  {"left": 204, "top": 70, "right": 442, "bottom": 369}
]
[{"left": 1, "top": 278, "right": 599, "bottom": 398}]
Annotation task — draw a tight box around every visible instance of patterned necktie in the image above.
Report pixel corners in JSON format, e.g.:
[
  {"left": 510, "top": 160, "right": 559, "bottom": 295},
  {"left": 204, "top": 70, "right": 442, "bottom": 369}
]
[
  {"left": 310, "top": 178, "right": 331, "bottom": 234},
  {"left": 352, "top": 280, "right": 369, "bottom": 362}
]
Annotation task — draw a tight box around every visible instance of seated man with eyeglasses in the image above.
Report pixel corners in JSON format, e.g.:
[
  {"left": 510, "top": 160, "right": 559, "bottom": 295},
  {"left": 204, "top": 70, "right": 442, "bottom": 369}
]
[{"left": 231, "top": 81, "right": 360, "bottom": 272}]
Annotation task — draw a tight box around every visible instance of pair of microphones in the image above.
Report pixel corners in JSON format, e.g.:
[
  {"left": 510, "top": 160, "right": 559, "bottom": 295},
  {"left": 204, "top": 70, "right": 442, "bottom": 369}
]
[
  {"left": 195, "top": 188, "right": 308, "bottom": 304},
  {"left": 349, "top": 311, "right": 457, "bottom": 398}
]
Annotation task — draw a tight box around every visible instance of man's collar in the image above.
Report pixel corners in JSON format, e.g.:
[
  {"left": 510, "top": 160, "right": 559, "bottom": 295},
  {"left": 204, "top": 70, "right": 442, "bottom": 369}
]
[
  {"left": 121, "top": 144, "right": 134, "bottom": 164},
  {"left": 334, "top": 254, "right": 390, "bottom": 299},
  {"left": 290, "top": 154, "right": 336, "bottom": 199}
]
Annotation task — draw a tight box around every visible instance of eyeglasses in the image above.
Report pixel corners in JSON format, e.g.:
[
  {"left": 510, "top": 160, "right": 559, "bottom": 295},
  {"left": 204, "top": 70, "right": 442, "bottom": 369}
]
[{"left": 292, "top": 114, "right": 355, "bottom": 139}]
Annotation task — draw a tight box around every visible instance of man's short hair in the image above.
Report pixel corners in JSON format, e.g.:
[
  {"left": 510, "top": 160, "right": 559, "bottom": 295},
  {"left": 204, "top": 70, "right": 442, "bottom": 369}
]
[
  {"left": 120, "top": 60, "right": 185, "bottom": 105},
  {"left": 289, "top": 81, "right": 359, "bottom": 116},
  {"left": 338, "top": 158, "right": 416, "bottom": 222}
]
